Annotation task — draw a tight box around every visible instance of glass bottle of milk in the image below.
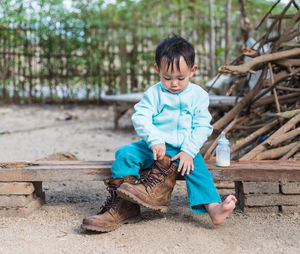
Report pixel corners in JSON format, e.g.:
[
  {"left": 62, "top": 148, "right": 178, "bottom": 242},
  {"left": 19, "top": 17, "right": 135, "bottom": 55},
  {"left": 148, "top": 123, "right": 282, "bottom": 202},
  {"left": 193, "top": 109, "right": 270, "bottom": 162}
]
[{"left": 216, "top": 131, "right": 230, "bottom": 167}]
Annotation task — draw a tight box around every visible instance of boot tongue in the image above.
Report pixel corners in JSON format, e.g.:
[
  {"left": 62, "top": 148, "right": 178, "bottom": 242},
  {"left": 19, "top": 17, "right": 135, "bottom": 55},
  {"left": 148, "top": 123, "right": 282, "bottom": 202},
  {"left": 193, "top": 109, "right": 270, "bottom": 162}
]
[
  {"left": 104, "top": 177, "right": 123, "bottom": 187},
  {"left": 155, "top": 154, "right": 171, "bottom": 171}
]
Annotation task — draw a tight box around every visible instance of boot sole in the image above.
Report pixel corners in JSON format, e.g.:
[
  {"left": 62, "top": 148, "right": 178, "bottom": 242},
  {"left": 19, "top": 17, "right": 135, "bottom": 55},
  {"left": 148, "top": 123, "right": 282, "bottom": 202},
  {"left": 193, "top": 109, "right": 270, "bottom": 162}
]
[
  {"left": 116, "top": 189, "right": 168, "bottom": 213},
  {"left": 81, "top": 216, "right": 142, "bottom": 233}
]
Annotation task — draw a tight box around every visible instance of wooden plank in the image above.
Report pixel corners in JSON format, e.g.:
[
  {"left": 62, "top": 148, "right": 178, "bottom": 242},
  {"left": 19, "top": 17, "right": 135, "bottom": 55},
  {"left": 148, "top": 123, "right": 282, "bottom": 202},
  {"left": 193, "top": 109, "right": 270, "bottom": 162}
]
[
  {"left": 101, "top": 93, "right": 241, "bottom": 107},
  {"left": 0, "top": 182, "right": 35, "bottom": 195},
  {"left": 0, "top": 160, "right": 300, "bottom": 182},
  {"left": 0, "top": 161, "right": 113, "bottom": 166},
  {"left": 0, "top": 162, "right": 34, "bottom": 168},
  {"left": 101, "top": 92, "right": 142, "bottom": 103},
  {"left": 0, "top": 164, "right": 112, "bottom": 182}
]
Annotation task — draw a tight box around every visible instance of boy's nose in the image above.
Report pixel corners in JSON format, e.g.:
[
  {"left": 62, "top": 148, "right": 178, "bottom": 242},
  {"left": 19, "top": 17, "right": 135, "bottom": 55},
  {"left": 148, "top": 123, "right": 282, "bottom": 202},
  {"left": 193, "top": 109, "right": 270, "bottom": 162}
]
[{"left": 171, "top": 80, "right": 178, "bottom": 86}]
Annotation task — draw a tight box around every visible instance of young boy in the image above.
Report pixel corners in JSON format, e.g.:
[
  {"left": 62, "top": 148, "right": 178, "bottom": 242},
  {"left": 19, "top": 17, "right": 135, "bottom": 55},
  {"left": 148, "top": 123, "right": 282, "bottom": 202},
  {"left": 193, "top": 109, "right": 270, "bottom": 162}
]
[{"left": 81, "top": 35, "right": 237, "bottom": 232}]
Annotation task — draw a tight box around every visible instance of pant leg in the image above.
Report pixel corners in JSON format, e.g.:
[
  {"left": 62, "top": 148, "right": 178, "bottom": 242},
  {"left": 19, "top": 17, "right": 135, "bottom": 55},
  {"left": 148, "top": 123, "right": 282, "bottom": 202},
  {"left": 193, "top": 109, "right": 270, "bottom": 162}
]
[
  {"left": 112, "top": 142, "right": 221, "bottom": 213},
  {"left": 184, "top": 153, "right": 221, "bottom": 213},
  {"left": 165, "top": 144, "right": 220, "bottom": 213},
  {"left": 111, "top": 140, "right": 154, "bottom": 178}
]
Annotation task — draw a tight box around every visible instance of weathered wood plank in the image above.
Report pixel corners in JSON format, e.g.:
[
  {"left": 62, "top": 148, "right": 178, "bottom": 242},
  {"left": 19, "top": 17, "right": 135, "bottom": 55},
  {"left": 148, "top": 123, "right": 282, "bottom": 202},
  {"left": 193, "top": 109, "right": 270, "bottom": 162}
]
[
  {"left": 101, "top": 93, "right": 241, "bottom": 107},
  {"left": 0, "top": 160, "right": 300, "bottom": 182}
]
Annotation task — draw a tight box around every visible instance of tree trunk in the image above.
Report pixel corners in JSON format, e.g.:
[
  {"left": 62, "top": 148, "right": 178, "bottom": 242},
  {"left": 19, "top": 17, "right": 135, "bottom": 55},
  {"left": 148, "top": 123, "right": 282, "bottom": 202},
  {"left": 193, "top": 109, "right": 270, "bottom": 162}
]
[
  {"left": 209, "top": 0, "right": 216, "bottom": 78},
  {"left": 225, "top": 0, "right": 231, "bottom": 65},
  {"left": 119, "top": 31, "right": 127, "bottom": 94},
  {"left": 238, "top": 0, "right": 252, "bottom": 47}
]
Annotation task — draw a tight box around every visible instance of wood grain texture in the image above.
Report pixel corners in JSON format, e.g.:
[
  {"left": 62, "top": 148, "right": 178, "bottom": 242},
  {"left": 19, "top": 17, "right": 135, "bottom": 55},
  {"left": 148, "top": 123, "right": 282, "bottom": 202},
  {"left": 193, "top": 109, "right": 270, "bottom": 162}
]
[{"left": 1, "top": 160, "right": 300, "bottom": 182}]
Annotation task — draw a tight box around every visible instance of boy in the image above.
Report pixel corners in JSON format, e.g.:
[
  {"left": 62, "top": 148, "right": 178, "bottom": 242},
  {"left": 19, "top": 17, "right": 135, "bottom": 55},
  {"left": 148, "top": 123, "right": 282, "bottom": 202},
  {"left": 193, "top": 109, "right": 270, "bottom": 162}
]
[{"left": 81, "top": 35, "right": 237, "bottom": 232}]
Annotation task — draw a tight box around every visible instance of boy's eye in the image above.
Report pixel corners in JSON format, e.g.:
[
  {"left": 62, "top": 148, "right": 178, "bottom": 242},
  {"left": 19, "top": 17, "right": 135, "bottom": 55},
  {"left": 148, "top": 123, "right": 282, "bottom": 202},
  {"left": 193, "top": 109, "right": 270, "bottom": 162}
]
[
  {"left": 164, "top": 77, "right": 171, "bottom": 80},
  {"left": 178, "top": 77, "right": 185, "bottom": 80}
]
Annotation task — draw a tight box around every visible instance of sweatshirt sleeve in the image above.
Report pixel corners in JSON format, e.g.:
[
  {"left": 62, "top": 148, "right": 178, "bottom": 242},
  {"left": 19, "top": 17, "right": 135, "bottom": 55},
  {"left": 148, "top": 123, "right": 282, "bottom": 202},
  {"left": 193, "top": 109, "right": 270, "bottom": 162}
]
[
  {"left": 132, "top": 88, "right": 165, "bottom": 149},
  {"left": 180, "top": 92, "right": 213, "bottom": 158}
]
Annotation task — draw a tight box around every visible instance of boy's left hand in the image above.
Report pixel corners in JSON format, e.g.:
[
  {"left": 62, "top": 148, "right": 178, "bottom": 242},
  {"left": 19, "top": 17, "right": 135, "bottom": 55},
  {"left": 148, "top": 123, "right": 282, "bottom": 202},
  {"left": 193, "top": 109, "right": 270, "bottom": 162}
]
[{"left": 171, "top": 151, "right": 194, "bottom": 176}]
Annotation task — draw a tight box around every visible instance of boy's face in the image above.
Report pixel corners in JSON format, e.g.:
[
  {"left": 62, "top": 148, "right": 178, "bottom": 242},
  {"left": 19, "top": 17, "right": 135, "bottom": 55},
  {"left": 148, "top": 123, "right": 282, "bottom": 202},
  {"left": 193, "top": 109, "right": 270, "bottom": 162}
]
[{"left": 154, "top": 56, "right": 197, "bottom": 94}]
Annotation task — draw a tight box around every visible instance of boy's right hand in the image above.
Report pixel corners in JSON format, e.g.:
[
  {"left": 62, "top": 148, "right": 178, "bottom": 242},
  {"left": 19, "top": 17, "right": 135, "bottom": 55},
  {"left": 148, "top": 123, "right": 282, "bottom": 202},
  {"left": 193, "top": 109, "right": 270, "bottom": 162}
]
[{"left": 151, "top": 143, "right": 166, "bottom": 161}]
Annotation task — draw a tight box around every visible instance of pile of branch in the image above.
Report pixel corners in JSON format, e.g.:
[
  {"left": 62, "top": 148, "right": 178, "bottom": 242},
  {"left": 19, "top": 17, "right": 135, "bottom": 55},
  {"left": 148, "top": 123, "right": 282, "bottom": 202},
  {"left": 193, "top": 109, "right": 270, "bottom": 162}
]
[{"left": 203, "top": 0, "right": 300, "bottom": 161}]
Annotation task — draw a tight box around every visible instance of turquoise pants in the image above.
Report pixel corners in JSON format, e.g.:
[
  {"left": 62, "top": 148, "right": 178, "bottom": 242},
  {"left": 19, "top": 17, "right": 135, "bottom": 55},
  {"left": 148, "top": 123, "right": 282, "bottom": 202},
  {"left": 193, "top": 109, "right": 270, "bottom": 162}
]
[{"left": 111, "top": 141, "right": 221, "bottom": 213}]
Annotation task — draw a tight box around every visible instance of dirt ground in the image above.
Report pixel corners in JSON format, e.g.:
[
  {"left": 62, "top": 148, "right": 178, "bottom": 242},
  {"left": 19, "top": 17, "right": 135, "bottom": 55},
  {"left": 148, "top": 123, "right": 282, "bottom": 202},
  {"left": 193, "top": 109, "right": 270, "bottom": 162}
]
[{"left": 0, "top": 104, "right": 299, "bottom": 254}]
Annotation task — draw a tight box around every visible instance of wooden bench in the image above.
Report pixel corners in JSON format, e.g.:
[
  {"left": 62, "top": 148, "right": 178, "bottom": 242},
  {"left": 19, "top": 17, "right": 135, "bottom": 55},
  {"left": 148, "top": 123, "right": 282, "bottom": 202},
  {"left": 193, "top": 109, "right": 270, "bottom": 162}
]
[
  {"left": 1, "top": 160, "right": 300, "bottom": 215},
  {"left": 101, "top": 93, "right": 241, "bottom": 129},
  {"left": 1, "top": 160, "right": 300, "bottom": 182}
]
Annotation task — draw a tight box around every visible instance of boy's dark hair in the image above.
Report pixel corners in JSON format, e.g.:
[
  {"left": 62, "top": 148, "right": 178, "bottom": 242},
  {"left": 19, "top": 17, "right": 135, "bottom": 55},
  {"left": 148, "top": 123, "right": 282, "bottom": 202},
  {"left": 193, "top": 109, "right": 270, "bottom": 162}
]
[{"left": 155, "top": 34, "right": 195, "bottom": 72}]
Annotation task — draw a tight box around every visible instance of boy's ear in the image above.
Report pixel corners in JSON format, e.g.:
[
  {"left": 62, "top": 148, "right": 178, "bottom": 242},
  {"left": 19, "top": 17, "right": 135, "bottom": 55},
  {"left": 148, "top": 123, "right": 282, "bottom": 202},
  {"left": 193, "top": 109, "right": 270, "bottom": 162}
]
[
  {"left": 189, "top": 65, "right": 198, "bottom": 77},
  {"left": 154, "top": 63, "right": 160, "bottom": 74}
]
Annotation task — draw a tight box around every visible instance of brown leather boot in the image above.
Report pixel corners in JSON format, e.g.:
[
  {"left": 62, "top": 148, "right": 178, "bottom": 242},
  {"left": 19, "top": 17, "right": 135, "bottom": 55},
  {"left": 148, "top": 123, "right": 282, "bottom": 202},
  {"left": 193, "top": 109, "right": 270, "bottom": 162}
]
[
  {"left": 116, "top": 154, "right": 178, "bottom": 213},
  {"left": 81, "top": 176, "right": 141, "bottom": 232}
]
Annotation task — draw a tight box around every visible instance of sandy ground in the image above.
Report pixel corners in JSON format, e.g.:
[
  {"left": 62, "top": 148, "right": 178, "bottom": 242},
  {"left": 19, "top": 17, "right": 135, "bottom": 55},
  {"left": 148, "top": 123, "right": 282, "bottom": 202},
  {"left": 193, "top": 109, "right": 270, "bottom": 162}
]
[{"left": 0, "top": 104, "right": 300, "bottom": 254}]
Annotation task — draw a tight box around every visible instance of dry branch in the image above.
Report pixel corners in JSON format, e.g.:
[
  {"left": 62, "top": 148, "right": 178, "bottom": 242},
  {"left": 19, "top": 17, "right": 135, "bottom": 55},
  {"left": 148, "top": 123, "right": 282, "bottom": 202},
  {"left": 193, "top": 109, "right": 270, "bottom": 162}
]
[
  {"left": 213, "top": 68, "right": 267, "bottom": 132},
  {"left": 276, "top": 109, "right": 300, "bottom": 119},
  {"left": 243, "top": 48, "right": 258, "bottom": 57},
  {"left": 240, "top": 112, "right": 300, "bottom": 160},
  {"left": 273, "top": 9, "right": 300, "bottom": 51},
  {"left": 279, "top": 142, "right": 300, "bottom": 160},
  {"left": 275, "top": 59, "right": 300, "bottom": 69},
  {"left": 204, "top": 3, "right": 300, "bottom": 161},
  {"left": 230, "top": 119, "right": 279, "bottom": 153},
  {"left": 276, "top": 86, "right": 300, "bottom": 93},
  {"left": 255, "top": 142, "right": 298, "bottom": 160},
  {"left": 268, "top": 62, "right": 281, "bottom": 113},
  {"left": 252, "top": 93, "right": 300, "bottom": 108},
  {"left": 267, "top": 127, "right": 300, "bottom": 147},
  {"left": 255, "top": 0, "right": 281, "bottom": 30},
  {"left": 204, "top": 117, "right": 240, "bottom": 160},
  {"left": 218, "top": 48, "right": 300, "bottom": 74},
  {"left": 263, "top": 67, "right": 300, "bottom": 88}
]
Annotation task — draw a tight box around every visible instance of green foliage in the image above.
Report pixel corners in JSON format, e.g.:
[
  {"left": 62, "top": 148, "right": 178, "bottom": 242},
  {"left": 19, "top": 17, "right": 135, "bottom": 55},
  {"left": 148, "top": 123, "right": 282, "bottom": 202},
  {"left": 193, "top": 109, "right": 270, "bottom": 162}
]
[{"left": 0, "top": 0, "right": 297, "bottom": 101}]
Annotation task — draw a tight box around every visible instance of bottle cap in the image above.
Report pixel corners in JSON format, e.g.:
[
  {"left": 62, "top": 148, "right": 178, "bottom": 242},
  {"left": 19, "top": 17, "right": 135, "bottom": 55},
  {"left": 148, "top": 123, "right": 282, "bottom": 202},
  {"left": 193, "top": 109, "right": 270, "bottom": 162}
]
[{"left": 217, "top": 131, "right": 230, "bottom": 145}]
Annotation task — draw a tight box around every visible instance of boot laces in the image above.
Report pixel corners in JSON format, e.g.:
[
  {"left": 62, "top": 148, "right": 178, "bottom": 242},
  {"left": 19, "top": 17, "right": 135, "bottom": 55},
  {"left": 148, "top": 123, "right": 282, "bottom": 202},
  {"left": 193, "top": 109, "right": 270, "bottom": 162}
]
[
  {"left": 98, "top": 184, "right": 119, "bottom": 214},
  {"left": 141, "top": 162, "right": 168, "bottom": 190}
]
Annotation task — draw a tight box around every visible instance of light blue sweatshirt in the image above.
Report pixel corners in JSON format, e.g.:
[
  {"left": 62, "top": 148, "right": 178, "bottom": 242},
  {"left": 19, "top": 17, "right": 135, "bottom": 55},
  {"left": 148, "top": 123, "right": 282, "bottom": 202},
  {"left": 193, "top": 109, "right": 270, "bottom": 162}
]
[{"left": 132, "top": 82, "right": 213, "bottom": 158}]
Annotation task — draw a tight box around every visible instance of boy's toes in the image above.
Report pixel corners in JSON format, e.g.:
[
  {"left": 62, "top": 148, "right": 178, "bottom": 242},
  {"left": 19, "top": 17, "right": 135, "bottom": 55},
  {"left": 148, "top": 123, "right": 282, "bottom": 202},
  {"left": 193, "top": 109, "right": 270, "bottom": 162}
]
[{"left": 224, "top": 195, "right": 236, "bottom": 204}]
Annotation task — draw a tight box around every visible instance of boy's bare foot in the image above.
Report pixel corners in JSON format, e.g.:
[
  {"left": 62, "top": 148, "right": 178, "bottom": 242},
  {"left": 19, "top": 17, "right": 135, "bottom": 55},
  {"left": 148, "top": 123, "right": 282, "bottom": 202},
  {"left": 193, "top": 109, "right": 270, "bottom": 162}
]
[{"left": 205, "top": 195, "right": 237, "bottom": 225}]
